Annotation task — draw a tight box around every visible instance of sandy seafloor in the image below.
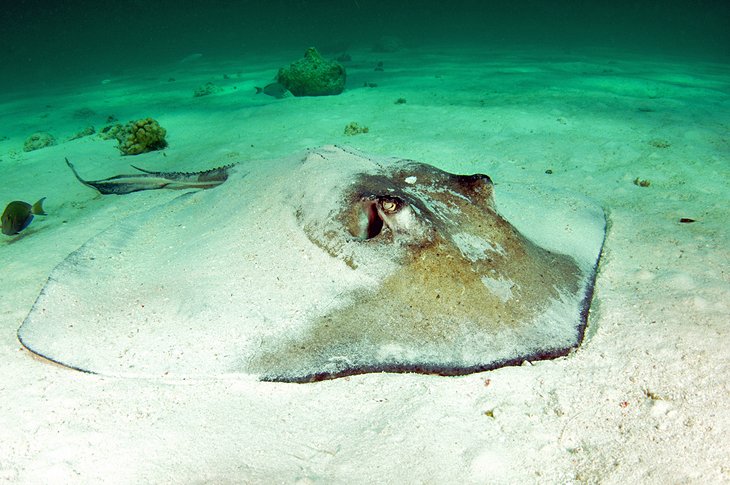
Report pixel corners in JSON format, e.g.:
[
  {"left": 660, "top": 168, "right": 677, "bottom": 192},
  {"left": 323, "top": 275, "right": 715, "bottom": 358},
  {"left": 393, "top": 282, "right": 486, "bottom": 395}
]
[{"left": 0, "top": 47, "right": 728, "bottom": 483}]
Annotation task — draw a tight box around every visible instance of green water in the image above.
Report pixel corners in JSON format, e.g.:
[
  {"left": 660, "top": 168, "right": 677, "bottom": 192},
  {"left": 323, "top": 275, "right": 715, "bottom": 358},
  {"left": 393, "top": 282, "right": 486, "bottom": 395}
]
[{"left": 2, "top": 0, "right": 728, "bottom": 92}]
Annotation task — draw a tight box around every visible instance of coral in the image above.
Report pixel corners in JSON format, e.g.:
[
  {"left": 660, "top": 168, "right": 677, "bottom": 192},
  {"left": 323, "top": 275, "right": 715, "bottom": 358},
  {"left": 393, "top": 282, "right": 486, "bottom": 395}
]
[
  {"left": 99, "top": 123, "right": 122, "bottom": 140},
  {"left": 23, "top": 132, "right": 56, "bottom": 152},
  {"left": 276, "top": 47, "right": 346, "bottom": 97},
  {"left": 344, "top": 122, "right": 369, "bottom": 136},
  {"left": 116, "top": 118, "right": 167, "bottom": 155}
]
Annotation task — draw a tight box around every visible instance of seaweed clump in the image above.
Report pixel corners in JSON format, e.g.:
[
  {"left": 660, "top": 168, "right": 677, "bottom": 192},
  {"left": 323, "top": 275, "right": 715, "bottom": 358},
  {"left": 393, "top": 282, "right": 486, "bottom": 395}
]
[
  {"left": 344, "top": 122, "right": 369, "bottom": 136},
  {"left": 116, "top": 118, "right": 167, "bottom": 155}
]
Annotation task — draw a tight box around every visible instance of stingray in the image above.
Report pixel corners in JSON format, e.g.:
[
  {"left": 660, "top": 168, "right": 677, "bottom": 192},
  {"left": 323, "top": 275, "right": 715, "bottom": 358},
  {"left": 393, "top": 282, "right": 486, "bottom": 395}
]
[{"left": 18, "top": 145, "right": 606, "bottom": 382}]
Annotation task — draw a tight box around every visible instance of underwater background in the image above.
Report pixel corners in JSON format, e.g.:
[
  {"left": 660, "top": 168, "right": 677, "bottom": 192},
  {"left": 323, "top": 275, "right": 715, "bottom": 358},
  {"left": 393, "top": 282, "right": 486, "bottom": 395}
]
[
  {"left": 2, "top": 0, "right": 729, "bottom": 92},
  {"left": 2, "top": 1, "right": 730, "bottom": 483}
]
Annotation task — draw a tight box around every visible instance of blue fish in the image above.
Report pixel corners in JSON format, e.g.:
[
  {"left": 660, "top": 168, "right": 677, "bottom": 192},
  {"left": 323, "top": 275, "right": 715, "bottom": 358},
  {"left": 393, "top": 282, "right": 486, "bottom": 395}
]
[{"left": 2, "top": 198, "right": 46, "bottom": 235}]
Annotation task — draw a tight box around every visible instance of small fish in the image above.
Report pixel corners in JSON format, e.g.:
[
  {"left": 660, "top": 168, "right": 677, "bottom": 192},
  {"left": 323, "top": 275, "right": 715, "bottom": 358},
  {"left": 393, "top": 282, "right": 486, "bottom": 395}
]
[
  {"left": 255, "top": 82, "right": 290, "bottom": 99},
  {"left": 2, "top": 198, "right": 47, "bottom": 236}
]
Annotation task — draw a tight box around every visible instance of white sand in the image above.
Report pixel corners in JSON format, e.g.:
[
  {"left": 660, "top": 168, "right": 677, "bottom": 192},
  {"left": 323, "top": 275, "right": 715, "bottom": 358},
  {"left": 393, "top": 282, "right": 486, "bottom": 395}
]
[{"left": 0, "top": 47, "right": 728, "bottom": 483}]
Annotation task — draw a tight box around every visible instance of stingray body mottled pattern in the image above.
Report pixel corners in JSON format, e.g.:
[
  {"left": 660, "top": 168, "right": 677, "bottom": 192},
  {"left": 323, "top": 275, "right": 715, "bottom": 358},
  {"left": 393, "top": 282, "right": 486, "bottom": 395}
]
[
  {"left": 18, "top": 146, "right": 606, "bottom": 382},
  {"left": 256, "top": 149, "right": 598, "bottom": 381}
]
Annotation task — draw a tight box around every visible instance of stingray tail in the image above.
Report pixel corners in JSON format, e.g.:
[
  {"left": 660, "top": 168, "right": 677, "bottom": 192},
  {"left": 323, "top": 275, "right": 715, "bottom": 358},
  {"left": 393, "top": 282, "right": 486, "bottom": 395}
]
[
  {"left": 65, "top": 158, "right": 96, "bottom": 190},
  {"left": 31, "top": 197, "right": 47, "bottom": 216}
]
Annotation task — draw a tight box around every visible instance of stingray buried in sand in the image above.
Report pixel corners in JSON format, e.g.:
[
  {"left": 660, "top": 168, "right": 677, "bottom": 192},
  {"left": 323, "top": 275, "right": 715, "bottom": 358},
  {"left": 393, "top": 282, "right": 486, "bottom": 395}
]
[{"left": 18, "top": 146, "right": 605, "bottom": 382}]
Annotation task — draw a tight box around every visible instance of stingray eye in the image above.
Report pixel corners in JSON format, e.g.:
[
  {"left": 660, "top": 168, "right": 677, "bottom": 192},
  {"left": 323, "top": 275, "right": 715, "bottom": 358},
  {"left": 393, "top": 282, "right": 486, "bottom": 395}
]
[
  {"left": 382, "top": 201, "right": 397, "bottom": 212},
  {"left": 379, "top": 198, "right": 400, "bottom": 214}
]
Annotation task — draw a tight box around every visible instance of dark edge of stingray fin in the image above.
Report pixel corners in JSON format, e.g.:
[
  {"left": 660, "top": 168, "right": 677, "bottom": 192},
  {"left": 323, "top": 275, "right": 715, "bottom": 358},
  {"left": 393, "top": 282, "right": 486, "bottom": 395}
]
[{"left": 17, "top": 326, "right": 98, "bottom": 376}]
